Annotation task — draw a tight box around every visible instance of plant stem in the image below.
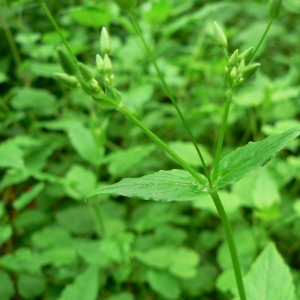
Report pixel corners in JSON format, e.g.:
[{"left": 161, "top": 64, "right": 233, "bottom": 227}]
[
  {"left": 129, "top": 11, "right": 212, "bottom": 188},
  {"left": 40, "top": 2, "right": 77, "bottom": 63},
  {"left": 210, "top": 190, "right": 247, "bottom": 300},
  {"left": 88, "top": 203, "right": 105, "bottom": 237},
  {"left": 249, "top": 18, "right": 274, "bottom": 63},
  {"left": 212, "top": 88, "right": 234, "bottom": 182},
  {"left": 118, "top": 104, "right": 207, "bottom": 186}
]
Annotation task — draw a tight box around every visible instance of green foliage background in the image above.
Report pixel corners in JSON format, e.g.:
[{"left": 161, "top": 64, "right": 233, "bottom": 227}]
[{"left": 0, "top": 0, "right": 300, "bottom": 299}]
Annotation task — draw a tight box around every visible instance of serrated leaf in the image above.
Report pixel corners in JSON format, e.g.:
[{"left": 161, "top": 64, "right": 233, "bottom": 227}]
[
  {"left": 242, "top": 243, "right": 295, "bottom": 300},
  {"left": 216, "top": 127, "right": 300, "bottom": 188},
  {"left": 87, "top": 169, "right": 209, "bottom": 202}
]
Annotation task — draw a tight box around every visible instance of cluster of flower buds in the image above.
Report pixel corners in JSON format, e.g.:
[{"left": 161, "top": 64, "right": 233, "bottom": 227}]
[
  {"left": 213, "top": 21, "right": 260, "bottom": 89},
  {"left": 96, "top": 27, "right": 115, "bottom": 89},
  {"left": 225, "top": 47, "right": 260, "bottom": 88},
  {"left": 54, "top": 27, "right": 122, "bottom": 108}
]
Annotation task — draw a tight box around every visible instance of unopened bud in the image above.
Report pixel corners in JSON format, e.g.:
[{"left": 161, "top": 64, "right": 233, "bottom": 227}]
[
  {"left": 213, "top": 21, "right": 227, "bottom": 49},
  {"left": 57, "top": 49, "right": 78, "bottom": 76},
  {"left": 228, "top": 49, "right": 239, "bottom": 67},
  {"left": 237, "top": 59, "right": 245, "bottom": 74},
  {"left": 100, "top": 27, "right": 112, "bottom": 55},
  {"left": 103, "top": 54, "right": 113, "bottom": 73},
  {"left": 238, "top": 47, "right": 254, "bottom": 64},
  {"left": 78, "top": 62, "right": 94, "bottom": 82},
  {"left": 242, "top": 63, "right": 260, "bottom": 79},
  {"left": 268, "top": 0, "right": 282, "bottom": 19},
  {"left": 79, "top": 78, "right": 104, "bottom": 96},
  {"left": 96, "top": 54, "right": 104, "bottom": 73},
  {"left": 105, "top": 73, "right": 115, "bottom": 88},
  {"left": 230, "top": 67, "right": 237, "bottom": 80},
  {"left": 54, "top": 73, "right": 78, "bottom": 88}
]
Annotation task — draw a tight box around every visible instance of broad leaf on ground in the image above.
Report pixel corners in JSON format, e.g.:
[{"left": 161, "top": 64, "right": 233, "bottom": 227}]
[
  {"left": 241, "top": 243, "right": 295, "bottom": 300},
  {"left": 86, "top": 169, "right": 209, "bottom": 202},
  {"left": 216, "top": 127, "right": 300, "bottom": 188}
]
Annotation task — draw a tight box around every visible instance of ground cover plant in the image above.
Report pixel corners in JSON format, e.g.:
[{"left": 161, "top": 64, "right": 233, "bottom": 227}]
[{"left": 1, "top": 0, "right": 300, "bottom": 299}]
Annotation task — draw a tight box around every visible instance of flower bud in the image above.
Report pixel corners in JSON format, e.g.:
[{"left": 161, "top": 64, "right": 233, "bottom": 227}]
[
  {"left": 242, "top": 63, "right": 260, "bottom": 79},
  {"left": 230, "top": 67, "right": 237, "bottom": 80},
  {"left": 268, "top": 0, "right": 282, "bottom": 19},
  {"left": 237, "top": 59, "right": 245, "bottom": 74},
  {"left": 213, "top": 21, "right": 227, "bottom": 49},
  {"left": 100, "top": 27, "right": 112, "bottom": 55},
  {"left": 228, "top": 49, "right": 239, "bottom": 67},
  {"left": 78, "top": 62, "right": 94, "bottom": 82},
  {"left": 103, "top": 54, "right": 113, "bottom": 73},
  {"left": 54, "top": 73, "right": 78, "bottom": 88},
  {"left": 79, "top": 78, "right": 104, "bottom": 96},
  {"left": 57, "top": 49, "right": 78, "bottom": 76},
  {"left": 96, "top": 54, "right": 104, "bottom": 73},
  {"left": 238, "top": 47, "right": 254, "bottom": 64}
]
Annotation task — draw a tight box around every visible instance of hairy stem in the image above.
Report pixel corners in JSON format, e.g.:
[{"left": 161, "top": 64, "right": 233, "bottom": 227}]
[
  {"left": 210, "top": 190, "right": 247, "bottom": 300},
  {"left": 129, "top": 11, "right": 212, "bottom": 188}
]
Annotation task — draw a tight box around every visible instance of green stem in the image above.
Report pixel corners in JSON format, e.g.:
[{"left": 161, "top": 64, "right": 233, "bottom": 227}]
[
  {"left": 88, "top": 203, "right": 105, "bottom": 237},
  {"left": 210, "top": 190, "right": 247, "bottom": 300},
  {"left": 129, "top": 11, "right": 212, "bottom": 188},
  {"left": 40, "top": 2, "right": 77, "bottom": 63},
  {"left": 249, "top": 18, "right": 274, "bottom": 63},
  {"left": 212, "top": 88, "right": 234, "bottom": 182},
  {"left": 118, "top": 104, "right": 207, "bottom": 186}
]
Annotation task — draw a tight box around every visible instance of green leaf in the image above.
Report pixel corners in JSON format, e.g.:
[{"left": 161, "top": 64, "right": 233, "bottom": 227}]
[
  {"left": 135, "top": 246, "right": 174, "bottom": 269},
  {"left": 0, "top": 248, "right": 42, "bottom": 275},
  {"left": 58, "top": 266, "right": 99, "bottom": 300},
  {"left": 168, "top": 141, "right": 213, "bottom": 167},
  {"left": 17, "top": 274, "right": 45, "bottom": 299},
  {"left": 55, "top": 205, "right": 96, "bottom": 234},
  {"left": 64, "top": 165, "right": 97, "bottom": 200},
  {"left": 11, "top": 87, "right": 57, "bottom": 115},
  {"left": 87, "top": 169, "right": 209, "bottom": 202},
  {"left": 105, "top": 145, "right": 155, "bottom": 177},
  {"left": 13, "top": 182, "right": 45, "bottom": 211},
  {"left": 216, "top": 127, "right": 300, "bottom": 188},
  {"left": 0, "top": 224, "right": 13, "bottom": 245},
  {"left": 242, "top": 243, "right": 295, "bottom": 300},
  {"left": 70, "top": 4, "right": 111, "bottom": 28},
  {"left": 0, "top": 141, "right": 24, "bottom": 169},
  {"left": 31, "top": 226, "right": 73, "bottom": 250},
  {"left": 105, "top": 292, "right": 134, "bottom": 300},
  {"left": 146, "top": 269, "right": 180, "bottom": 300},
  {"left": 67, "top": 123, "right": 104, "bottom": 166},
  {"left": 0, "top": 270, "right": 15, "bottom": 300},
  {"left": 169, "top": 247, "right": 200, "bottom": 279}
]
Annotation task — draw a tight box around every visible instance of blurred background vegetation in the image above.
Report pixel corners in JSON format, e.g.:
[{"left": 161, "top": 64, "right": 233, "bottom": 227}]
[{"left": 0, "top": 0, "right": 300, "bottom": 299}]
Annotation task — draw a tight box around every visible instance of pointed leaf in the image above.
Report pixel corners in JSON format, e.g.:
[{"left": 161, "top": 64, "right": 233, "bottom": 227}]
[
  {"left": 87, "top": 169, "right": 209, "bottom": 202},
  {"left": 216, "top": 127, "right": 300, "bottom": 188},
  {"left": 243, "top": 243, "right": 295, "bottom": 300}
]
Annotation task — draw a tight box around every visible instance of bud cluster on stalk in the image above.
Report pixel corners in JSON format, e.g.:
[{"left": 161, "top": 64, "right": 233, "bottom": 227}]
[
  {"left": 54, "top": 27, "right": 122, "bottom": 108},
  {"left": 225, "top": 47, "right": 260, "bottom": 88}
]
